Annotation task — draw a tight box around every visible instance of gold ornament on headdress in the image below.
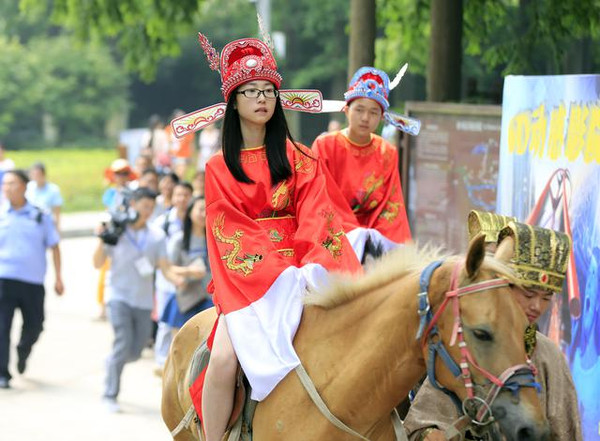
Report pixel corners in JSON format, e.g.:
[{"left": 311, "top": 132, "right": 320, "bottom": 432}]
[
  {"left": 468, "top": 210, "right": 517, "bottom": 243},
  {"left": 498, "top": 221, "right": 571, "bottom": 293}
]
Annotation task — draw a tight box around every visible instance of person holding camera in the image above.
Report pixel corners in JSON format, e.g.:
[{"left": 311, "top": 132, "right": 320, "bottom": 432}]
[
  {"left": 0, "top": 170, "right": 64, "bottom": 389},
  {"left": 92, "top": 187, "right": 183, "bottom": 412}
]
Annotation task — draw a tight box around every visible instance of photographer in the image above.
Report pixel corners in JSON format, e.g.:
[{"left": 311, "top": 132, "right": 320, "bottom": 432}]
[{"left": 92, "top": 187, "right": 183, "bottom": 413}]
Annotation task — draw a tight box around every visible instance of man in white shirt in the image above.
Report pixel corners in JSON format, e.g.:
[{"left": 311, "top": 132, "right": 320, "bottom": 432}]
[{"left": 26, "top": 162, "right": 63, "bottom": 229}]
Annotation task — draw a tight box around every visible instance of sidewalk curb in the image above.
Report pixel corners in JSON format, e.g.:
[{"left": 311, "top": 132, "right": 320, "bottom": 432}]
[
  {"left": 62, "top": 228, "right": 95, "bottom": 239},
  {"left": 60, "top": 211, "right": 104, "bottom": 240}
]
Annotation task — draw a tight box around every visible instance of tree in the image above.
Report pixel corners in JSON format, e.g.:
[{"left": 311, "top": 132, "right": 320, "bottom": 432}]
[
  {"left": 379, "top": 0, "right": 600, "bottom": 103},
  {"left": 464, "top": 0, "right": 600, "bottom": 75},
  {"left": 348, "top": 0, "right": 376, "bottom": 80},
  {"left": 427, "top": 0, "right": 462, "bottom": 101},
  {"left": 0, "top": 35, "right": 129, "bottom": 146},
  {"left": 31, "top": 37, "right": 130, "bottom": 143},
  {"left": 0, "top": 37, "right": 35, "bottom": 137},
  {"left": 20, "top": 0, "right": 206, "bottom": 81}
]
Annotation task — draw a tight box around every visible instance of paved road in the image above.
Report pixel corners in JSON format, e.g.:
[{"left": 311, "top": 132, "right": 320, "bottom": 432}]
[{"left": 1, "top": 236, "right": 171, "bottom": 441}]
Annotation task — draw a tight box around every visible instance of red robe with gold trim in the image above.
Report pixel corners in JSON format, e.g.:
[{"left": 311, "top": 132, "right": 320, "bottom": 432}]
[
  {"left": 204, "top": 140, "right": 361, "bottom": 401},
  {"left": 312, "top": 131, "right": 411, "bottom": 245}
]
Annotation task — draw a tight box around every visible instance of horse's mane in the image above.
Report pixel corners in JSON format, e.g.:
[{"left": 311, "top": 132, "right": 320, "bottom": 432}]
[{"left": 304, "top": 243, "right": 520, "bottom": 309}]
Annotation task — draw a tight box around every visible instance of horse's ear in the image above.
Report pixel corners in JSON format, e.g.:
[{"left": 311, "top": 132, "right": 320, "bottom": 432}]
[
  {"left": 495, "top": 235, "right": 515, "bottom": 262},
  {"left": 466, "top": 233, "right": 486, "bottom": 278}
]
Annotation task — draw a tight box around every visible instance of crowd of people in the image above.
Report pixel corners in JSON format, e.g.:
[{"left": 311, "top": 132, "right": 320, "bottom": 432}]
[
  {"left": 95, "top": 152, "right": 213, "bottom": 411},
  {"left": 0, "top": 25, "right": 584, "bottom": 441}
]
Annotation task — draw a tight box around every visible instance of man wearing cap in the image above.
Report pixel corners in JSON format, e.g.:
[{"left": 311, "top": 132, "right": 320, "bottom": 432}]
[
  {"left": 404, "top": 213, "right": 582, "bottom": 441},
  {"left": 312, "top": 66, "right": 413, "bottom": 260},
  {"left": 0, "top": 169, "right": 64, "bottom": 389},
  {"left": 102, "top": 158, "right": 136, "bottom": 211}
]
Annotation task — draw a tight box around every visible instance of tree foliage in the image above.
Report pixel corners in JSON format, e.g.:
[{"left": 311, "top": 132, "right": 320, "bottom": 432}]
[
  {"left": 272, "top": 0, "right": 349, "bottom": 89},
  {"left": 464, "top": 0, "right": 600, "bottom": 74},
  {"left": 0, "top": 37, "right": 33, "bottom": 136},
  {"left": 0, "top": 34, "right": 129, "bottom": 145},
  {"left": 376, "top": 0, "right": 430, "bottom": 76},
  {"left": 379, "top": 0, "right": 600, "bottom": 78},
  {"left": 19, "top": 0, "right": 206, "bottom": 81}
]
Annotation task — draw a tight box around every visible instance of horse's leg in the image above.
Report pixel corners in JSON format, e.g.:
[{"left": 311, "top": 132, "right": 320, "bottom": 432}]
[{"left": 161, "top": 308, "right": 218, "bottom": 441}]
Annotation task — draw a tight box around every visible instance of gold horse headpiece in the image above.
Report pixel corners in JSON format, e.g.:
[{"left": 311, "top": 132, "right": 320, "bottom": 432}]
[
  {"left": 498, "top": 221, "right": 571, "bottom": 293},
  {"left": 467, "top": 210, "right": 517, "bottom": 243}
]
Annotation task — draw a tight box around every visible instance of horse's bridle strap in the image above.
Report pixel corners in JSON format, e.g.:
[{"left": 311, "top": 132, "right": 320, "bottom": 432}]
[{"left": 416, "top": 260, "right": 444, "bottom": 339}]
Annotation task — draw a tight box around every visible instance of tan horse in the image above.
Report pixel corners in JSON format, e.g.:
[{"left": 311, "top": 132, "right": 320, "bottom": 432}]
[{"left": 162, "top": 235, "right": 549, "bottom": 441}]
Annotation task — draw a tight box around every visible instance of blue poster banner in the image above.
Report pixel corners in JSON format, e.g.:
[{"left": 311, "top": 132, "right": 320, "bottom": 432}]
[{"left": 498, "top": 74, "right": 600, "bottom": 440}]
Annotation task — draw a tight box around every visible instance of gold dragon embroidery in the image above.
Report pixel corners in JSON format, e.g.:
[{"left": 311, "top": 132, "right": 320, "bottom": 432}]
[
  {"left": 294, "top": 156, "right": 315, "bottom": 174},
  {"left": 320, "top": 210, "right": 345, "bottom": 259},
  {"left": 212, "top": 213, "right": 263, "bottom": 276},
  {"left": 272, "top": 181, "right": 291, "bottom": 211}
]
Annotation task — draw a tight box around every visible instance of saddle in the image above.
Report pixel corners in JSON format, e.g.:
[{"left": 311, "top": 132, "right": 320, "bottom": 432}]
[{"left": 187, "top": 341, "right": 257, "bottom": 441}]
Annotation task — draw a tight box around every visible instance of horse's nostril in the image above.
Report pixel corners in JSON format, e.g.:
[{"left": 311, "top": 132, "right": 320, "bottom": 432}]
[{"left": 516, "top": 426, "right": 535, "bottom": 441}]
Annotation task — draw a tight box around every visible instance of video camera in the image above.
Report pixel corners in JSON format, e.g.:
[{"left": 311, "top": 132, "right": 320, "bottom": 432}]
[{"left": 98, "top": 189, "right": 139, "bottom": 245}]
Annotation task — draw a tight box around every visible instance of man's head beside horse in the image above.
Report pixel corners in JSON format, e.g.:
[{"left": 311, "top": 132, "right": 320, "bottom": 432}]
[{"left": 469, "top": 210, "right": 570, "bottom": 330}]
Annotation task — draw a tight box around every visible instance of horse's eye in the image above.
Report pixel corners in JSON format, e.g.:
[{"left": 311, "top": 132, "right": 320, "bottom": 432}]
[{"left": 472, "top": 329, "right": 493, "bottom": 342}]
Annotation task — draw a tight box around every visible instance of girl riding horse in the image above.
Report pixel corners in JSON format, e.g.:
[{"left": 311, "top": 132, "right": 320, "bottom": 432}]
[{"left": 191, "top": 33, "right": 363, "bottom": 441}]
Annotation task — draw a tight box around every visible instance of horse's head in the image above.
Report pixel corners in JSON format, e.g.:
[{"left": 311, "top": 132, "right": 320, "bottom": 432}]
[{"left": 421, "top": 234, "right": 549, "bottom": 441}]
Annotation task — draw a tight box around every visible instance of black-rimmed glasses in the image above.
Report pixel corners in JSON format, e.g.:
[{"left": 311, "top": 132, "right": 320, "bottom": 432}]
[{"left": 236, "top": 88, "right": 279, "bottom": 99}]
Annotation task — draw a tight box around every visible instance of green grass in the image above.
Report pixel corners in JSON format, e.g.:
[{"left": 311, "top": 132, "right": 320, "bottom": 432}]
[{"left": 10, "top": 148, "right": 119, "bottom": 213}]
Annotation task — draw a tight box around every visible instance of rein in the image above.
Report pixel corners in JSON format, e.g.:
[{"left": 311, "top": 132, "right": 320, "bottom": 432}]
[
  {"left": 416, "top": 260, "right": 540, "bottom": 435},
  {"left": 295, "top": 365, "right": 407, "bottom": 441}
]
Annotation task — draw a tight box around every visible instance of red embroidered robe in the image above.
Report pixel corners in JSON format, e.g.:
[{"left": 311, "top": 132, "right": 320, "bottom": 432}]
[
  {"left": 312, "top": 131, "right": 412, "bottom": 245},
  {"left": 204, "top": 140, "right": 361, "bottom": 400}
]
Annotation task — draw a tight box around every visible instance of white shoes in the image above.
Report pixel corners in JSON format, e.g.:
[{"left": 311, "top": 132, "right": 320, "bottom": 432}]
[{"left": 103, "top": 397, "right": 121, "bottom": 413}]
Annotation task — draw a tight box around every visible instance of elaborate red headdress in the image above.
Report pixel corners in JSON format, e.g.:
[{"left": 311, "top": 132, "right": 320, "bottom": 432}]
[{"left": 199, "top": 35, "right": 283, "bottom": 101}]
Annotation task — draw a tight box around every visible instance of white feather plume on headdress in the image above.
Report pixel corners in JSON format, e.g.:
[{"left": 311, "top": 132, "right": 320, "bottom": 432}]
[{"left": 389, "top": 63, "right": 408, "bottom": 91}]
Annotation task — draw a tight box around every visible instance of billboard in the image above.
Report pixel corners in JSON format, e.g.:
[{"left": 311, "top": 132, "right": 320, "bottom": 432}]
[
  {"left": 404, "top": 102, "right": 502, "bottom": 252},
  {"left": 497, "top": 75, "right": 600, "bottom": 440}
]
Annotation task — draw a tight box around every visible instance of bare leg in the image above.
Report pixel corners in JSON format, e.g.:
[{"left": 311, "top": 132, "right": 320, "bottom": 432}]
[{"left": 202, "top": 315, "right": 238, "bottom": 441}]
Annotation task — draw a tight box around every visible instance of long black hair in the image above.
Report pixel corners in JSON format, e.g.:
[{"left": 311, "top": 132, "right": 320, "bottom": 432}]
[
  {"left": 222, "top": 86, "right": 304, "bottom": 186},
  {"left": 182, "top": 196, "right": 205, "bottom": 253}
]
